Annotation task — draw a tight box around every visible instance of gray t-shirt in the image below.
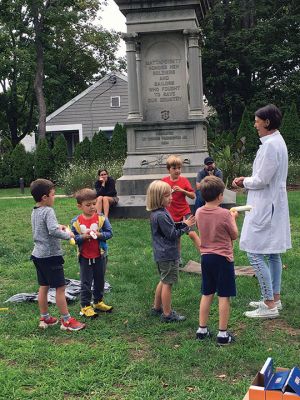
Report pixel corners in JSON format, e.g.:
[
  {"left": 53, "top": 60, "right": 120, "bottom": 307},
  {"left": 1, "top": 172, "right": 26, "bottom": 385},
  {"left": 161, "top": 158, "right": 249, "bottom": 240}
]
[{"left": 31, "top": 206, "right": 70, "bottom": 258}]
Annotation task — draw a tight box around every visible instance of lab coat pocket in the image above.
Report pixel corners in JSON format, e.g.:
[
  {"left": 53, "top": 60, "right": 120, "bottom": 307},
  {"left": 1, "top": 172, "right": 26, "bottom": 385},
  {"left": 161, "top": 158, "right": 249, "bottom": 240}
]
[{"left": 251, "top": 203, "right": 273, "bottom": 231}]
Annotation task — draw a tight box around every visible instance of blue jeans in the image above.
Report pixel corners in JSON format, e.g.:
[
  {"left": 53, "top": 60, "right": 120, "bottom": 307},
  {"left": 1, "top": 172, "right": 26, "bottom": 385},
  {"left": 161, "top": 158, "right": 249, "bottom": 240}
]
[{"left": 247, "top": 253, "right": 282, "bottom": 301}]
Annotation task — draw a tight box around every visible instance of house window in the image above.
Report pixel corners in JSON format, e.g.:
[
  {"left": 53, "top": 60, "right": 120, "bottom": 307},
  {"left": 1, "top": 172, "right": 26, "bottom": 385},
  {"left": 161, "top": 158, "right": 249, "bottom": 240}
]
[{"left": 111, "top": 96, "right": 120, "bottom": 108}]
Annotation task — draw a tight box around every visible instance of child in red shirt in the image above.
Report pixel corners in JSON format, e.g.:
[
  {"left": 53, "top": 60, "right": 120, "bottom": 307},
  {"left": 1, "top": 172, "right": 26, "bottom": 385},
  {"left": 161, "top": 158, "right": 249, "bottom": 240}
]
[
  {"left": 195, "top": 176, "right": 238, "bottom": 345},
  {"left": 162, "top": 155, "right": 201, "bottom": 256}
]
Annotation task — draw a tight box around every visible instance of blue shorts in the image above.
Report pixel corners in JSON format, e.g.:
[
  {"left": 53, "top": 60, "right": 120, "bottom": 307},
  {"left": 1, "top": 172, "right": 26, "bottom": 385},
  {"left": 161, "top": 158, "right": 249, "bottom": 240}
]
[{"left": 201, "top": 254, "right": 236, "bottom": 297}]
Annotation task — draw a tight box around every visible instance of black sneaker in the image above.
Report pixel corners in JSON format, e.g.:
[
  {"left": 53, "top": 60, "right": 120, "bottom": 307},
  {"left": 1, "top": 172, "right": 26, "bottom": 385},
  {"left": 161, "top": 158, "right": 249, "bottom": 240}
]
[
  {"left": 217, "top": 332, "right": 235, "bottom": 346},
  {"left": 196, "top": 329, "right": 212, "bottom": 340},
  {"left": 151, "top": 307, "right": 162, "bottom": 316},
  {"left": 160, "top": 310, "right": 186, "bottom": 323}
]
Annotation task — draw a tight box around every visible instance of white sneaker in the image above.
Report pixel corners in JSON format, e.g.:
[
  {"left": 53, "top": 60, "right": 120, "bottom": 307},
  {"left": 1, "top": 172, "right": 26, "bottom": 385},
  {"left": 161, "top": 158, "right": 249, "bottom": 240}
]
[
  {"left": 244, "top": 302, "right": 279, "bottom": 319},
  {"left": 249, "top": 300, "right": 282, "bottom": 310}
]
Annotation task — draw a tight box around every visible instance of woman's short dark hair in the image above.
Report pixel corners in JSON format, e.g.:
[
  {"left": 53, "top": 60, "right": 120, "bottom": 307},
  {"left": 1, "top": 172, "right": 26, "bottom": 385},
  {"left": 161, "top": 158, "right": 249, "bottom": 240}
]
[{"left": 255, "top": 104, "right": 282, "bottom": 130}]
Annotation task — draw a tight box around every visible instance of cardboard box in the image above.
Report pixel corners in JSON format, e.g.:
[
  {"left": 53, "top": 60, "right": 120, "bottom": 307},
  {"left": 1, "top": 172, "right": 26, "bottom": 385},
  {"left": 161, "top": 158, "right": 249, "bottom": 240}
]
[{"left": 245, "top": 361, "right": 300, "bottom": 400}]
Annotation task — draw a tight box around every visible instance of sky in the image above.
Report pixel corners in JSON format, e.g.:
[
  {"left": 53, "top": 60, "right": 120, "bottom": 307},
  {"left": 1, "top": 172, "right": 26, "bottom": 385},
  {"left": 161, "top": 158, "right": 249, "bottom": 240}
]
[{"left": 100, "top": 0, "right": 127, "bottom": 57}]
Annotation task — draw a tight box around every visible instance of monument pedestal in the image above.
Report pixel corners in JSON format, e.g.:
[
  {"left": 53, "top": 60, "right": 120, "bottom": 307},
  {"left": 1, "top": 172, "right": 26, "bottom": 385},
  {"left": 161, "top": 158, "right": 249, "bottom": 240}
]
[{"left": 114, "top": 0, "right": 236, "bottom": 217}]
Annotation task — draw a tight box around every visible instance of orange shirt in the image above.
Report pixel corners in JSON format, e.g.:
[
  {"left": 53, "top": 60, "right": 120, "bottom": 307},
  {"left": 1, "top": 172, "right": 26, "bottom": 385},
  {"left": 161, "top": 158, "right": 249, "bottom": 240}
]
[
  {"left": 195, "top": 206, "right": 238, "bottom": 261},
  {"left": 161, "top": 175, "right": 194, "bottom": 222}
]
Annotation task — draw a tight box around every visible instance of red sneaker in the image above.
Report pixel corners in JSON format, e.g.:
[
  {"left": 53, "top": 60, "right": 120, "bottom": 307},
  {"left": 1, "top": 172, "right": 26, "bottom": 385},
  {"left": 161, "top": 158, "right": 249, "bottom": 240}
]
[
  {"left": 60, "top": 317, "right": 86, "bottom": 332},
  {"left": 39, "top": 316, "right": 58, "bottom": 329}
]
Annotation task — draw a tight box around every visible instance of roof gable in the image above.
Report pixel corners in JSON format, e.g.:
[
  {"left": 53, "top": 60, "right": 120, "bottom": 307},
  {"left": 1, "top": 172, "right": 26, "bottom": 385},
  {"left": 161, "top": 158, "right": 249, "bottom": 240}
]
[{"left": 46, "top": 72, "right": 128, "bottom": 122}]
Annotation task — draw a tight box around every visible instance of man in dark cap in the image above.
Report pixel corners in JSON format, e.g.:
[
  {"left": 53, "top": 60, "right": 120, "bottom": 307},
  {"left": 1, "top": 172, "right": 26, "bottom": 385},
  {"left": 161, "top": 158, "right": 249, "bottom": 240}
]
[{"left": 194, "top": 157, "right": 223, "bottom": 212}]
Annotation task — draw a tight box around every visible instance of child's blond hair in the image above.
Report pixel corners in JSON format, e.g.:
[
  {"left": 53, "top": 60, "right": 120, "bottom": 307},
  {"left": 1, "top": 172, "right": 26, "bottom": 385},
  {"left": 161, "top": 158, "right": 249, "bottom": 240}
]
[
  {"left": 146, "top": 180, "right": 171, "bottom": 211},
  {"left": 75, "top": 188, "right": 97, "bottom": 204},
  {"left": 166, "top": 155, "right": 182, "bottom": 170}
]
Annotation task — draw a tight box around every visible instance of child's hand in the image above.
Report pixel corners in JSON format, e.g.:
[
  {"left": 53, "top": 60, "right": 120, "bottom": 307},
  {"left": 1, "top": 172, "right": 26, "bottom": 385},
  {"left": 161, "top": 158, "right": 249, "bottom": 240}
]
[
  {"left": 82, "top": 232, "right": 91, "bottom": 240},
  {"left": 68, "top": 231, "right": 75, "bottom": 239},
  {"left": 230, "top": 210, "right": 238, "bottom": 219},
  {"left": 172, "top": 185, "right": 183, "bottom": 193},
  {"left": 183, "top": 215, "right": 196, "bottom": 227}
]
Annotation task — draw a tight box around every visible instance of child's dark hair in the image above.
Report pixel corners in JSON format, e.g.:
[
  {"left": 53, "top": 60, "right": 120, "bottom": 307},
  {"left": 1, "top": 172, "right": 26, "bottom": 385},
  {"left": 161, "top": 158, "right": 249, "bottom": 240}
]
[
  {"left": 255, "top": 104, "right": 282, "bottom": 130},
  {"left": 199, "top": 176, "right": 225, "bottom": 202},
  {"left": 166, "top": 155, "right": 182, "bottom": 170},
  {"left": 30, "top": 179, "right": 55, "bottom": 202},
  {"left": 75, "top": 188, "right": 97, "bottom": 204}
]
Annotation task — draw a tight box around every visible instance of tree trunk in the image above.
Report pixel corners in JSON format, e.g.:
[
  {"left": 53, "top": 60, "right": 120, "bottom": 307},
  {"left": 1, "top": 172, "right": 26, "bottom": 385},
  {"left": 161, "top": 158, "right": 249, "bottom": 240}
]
[{"left": 32, "top": 2, "right": 47, "bottom": 139}]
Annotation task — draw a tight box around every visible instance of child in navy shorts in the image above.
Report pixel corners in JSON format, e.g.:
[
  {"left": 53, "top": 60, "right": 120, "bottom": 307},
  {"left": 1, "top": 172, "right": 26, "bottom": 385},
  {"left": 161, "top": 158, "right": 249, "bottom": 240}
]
[{"left": 195, "top": 176, "right": 238, "bottom": 345}]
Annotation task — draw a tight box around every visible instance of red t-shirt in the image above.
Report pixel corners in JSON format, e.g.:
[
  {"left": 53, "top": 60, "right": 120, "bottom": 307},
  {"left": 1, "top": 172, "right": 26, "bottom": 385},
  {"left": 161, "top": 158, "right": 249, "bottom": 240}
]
[
  {"left": 77, "top": 214, "right": 101, "bottom": 259},
  {"left": 195, "top": 206, "right": 238, "bottom": 261},
  {"left": 161, "top": 175, "right": 194, "bottom": 222}
]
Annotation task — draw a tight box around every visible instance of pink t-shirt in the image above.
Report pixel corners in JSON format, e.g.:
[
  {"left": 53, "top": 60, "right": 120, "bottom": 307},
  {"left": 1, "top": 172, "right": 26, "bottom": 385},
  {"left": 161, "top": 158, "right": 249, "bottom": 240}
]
[{"left": 195, "top": 206, "right": 238, "bottom": 261}]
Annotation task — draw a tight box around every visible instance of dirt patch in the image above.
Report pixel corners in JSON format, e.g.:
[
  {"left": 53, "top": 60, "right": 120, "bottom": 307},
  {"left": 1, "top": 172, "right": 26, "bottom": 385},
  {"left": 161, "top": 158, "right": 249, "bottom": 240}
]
[
  {"left": 263, "top": 319, "right": 300, "bottom": 336},
  {"left": 128, "top": 336, "right": 151, "bottom": 361}
]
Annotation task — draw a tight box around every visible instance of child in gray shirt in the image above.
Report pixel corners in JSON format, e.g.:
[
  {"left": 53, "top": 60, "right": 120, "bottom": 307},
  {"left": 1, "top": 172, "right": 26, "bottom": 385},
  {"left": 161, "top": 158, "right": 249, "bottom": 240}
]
[{"left": 30, "top": 179, "right": 85, "bottom": 332}]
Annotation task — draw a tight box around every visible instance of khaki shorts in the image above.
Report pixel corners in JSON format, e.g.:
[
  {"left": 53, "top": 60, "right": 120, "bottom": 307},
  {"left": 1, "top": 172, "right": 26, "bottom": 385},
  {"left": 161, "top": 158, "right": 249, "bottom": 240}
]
[{"left": 157, "top": 260, "right": 179, "bottom": 285}]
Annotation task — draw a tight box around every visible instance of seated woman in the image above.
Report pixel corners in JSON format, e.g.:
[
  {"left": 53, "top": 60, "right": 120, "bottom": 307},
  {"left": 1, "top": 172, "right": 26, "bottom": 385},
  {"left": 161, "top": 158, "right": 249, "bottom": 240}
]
[{"left": 95, "top": 169, "right": 118, "bottom": 218}]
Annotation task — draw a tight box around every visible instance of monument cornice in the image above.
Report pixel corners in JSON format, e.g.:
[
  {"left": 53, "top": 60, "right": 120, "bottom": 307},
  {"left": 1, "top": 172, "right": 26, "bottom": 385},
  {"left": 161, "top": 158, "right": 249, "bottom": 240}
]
[{"left": 114, "top": 0, "right": 212, "bottom": 21}]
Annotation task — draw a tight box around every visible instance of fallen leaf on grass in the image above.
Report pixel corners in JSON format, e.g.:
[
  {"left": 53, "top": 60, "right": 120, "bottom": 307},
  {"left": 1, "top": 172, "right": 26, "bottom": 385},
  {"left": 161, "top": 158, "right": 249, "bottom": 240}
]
[{"left": 217, "top": 374, "right": 227, "bottom": 379}]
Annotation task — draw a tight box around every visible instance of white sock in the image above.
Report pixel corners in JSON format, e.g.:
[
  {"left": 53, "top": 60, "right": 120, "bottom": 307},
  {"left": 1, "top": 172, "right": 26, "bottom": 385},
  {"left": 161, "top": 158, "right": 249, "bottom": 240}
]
[
  {"left": 217, "top": 330, "right": 228, "bottom": 338},
  {"left": 197, "top": 326, "right": 208, "bottom": 334}
]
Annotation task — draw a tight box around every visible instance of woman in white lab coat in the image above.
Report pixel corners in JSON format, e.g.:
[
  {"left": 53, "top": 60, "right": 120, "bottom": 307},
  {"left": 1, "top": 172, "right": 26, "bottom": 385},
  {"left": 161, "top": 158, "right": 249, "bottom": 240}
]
[{"left": 233, "top": 104, "right": 291, "bottom": 319}]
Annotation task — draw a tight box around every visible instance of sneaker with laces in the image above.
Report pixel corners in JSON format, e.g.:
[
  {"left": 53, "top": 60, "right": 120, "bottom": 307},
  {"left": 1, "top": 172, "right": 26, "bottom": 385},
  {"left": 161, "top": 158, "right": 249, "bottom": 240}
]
[
  {"left": 244, "top": 302, "right": 279, "bottom": 319},
  {"left": 217, "top": 332, "right": 235, "bottom": 346},
  {"left": 160, "top": 310, "right": 186, "bottom": 323},
  {"left": 151, "top": 307, "right": 162, "bottom": 316},
  {"left": 93, "top": 300, "right": 113, "bottom": 313},
  {"left": 60, "top": 317, "right": 86, "bottom": 331},
  {"left": 39, "top": 316, "right": 58, "bottom": 329},
  {"left": 80, "top": 305, "right": 98, "bottom": 318},
  {"left": 196, "top": 329, "right": 212, "bottom": 340},
  {"left": 249, "top": 300, "right": 282, "bottom": 310}
]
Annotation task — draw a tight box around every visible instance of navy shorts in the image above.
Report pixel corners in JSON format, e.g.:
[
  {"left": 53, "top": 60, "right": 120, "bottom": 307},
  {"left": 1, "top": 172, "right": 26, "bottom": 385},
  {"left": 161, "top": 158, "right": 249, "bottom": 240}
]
[
  {"left": 201, "top": 254, "right": 236, "bottom": 297},
  {"left": 31, "top": 255, "right": 66, "bottom": 288}
]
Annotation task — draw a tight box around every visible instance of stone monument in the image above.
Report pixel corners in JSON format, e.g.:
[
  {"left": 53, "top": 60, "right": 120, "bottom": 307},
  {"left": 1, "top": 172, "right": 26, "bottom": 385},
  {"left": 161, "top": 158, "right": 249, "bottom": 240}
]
[{"left": 112, "top": 0, "right": 236, "bottom": 217}]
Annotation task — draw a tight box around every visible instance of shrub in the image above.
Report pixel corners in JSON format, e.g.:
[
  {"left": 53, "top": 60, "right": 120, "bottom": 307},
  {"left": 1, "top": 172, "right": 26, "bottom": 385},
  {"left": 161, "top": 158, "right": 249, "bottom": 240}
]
[
  {"left": 110, "top": 123, "right": 127, "bottom": 160},
  {"left": 281, "top": 103, "right": 300, "bottom": 158},
  {"left": 57, "top": 159, "right": 124, "bottom": 195},
  {"left": 52, "top": 134, "right": 68, "bottom": 176},
  {"left": 91, "top": 131, "right": 110, "bottom": 163},
  {"left": 10, "top": 143, "right": 34, "bottom": 186},
  {"left": 0, "top": 152, "right": 14, "bottom": 187},
  {"left": 34, "top": 138, "right": 53, "bottom": 179},
  {"left": 236, "top": 107, "right": 259, "bottom": 158},
  {"left": 287, "top": 159, "right": 300, "bottom": 186},
  {"left": 74, "top": 137, "right": 91, "bottom": 163}
]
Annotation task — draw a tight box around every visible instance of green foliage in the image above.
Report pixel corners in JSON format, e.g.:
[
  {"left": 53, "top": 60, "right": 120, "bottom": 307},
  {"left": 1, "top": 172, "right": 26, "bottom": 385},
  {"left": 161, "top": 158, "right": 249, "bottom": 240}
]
[
  {"left": 203, "top": 1, "right": 300, "bottom": 133},
  {"left": 214, "top": 144, "right": 251, "bottom": 187},
  {"left": 0, "top": 0, "right": 124, "bottom": 147},
  {"left": 73, "top": 137, "right": 91, "bottom": 163},
  {"left": 57, "top": 159, "right": 123, "bottom": 195},
  {"left": 91, "top": 131, "right": 110, "bottom": 163},
  {"left": 52, "top": 134, "right": 68, "bottom": 176},
  {"left": 0, "top": 152, "right": 14, "bottom": 188},
  {"left": 110, "top": 123, "right": 127, "bottom": 160},
  {"left": 287, "top": 159, "right": 300, "bottom": 186},
  {"left": 236, "top": 107, "right": 259, "bottom": 158},
  {"left": 10, "top": 143, "right": 34, "bottom": 186},
  {"left": 281, "top": 103, "right": 300, "bottom": 158},
  {"left": 34, "top": 138, "right": 52, "bottom": 179}
]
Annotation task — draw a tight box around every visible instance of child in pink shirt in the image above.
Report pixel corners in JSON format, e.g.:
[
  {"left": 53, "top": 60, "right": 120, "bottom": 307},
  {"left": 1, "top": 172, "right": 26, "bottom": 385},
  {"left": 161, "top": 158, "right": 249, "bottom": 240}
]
[{"left": 195, "top": 176, "right": 238, "bottom": 345}]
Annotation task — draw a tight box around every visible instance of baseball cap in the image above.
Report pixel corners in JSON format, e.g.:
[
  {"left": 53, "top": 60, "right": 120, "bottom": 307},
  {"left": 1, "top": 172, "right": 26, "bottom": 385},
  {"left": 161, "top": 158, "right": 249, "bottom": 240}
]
[{"left": 204, "top": 157, "right": 214, "bottom": 165}]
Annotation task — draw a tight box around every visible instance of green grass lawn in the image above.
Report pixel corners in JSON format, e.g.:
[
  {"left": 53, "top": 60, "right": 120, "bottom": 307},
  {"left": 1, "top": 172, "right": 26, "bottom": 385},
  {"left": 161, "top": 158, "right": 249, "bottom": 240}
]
[{"left": 0, "top": 192, "right": 299, "bottom": 400}]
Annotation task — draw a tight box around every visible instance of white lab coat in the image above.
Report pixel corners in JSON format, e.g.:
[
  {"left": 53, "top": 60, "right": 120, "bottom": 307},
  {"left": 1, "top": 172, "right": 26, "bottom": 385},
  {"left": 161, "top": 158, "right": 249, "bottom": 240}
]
[{"left": 240, "top": 131, "right": 291, "bottom": 254}]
